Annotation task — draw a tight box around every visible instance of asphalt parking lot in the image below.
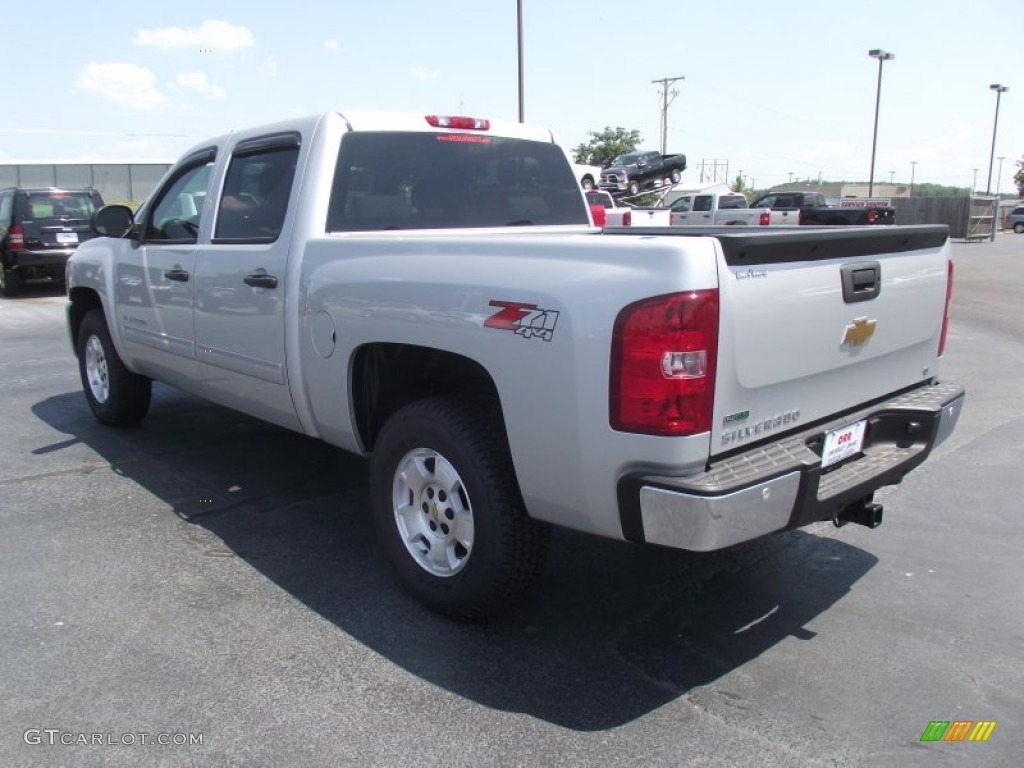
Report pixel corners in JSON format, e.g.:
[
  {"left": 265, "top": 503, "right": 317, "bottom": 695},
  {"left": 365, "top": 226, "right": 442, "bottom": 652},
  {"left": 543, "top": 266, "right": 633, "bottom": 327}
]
[{"left": 2, "top": 234, "right": 1022, "bottom": 767}]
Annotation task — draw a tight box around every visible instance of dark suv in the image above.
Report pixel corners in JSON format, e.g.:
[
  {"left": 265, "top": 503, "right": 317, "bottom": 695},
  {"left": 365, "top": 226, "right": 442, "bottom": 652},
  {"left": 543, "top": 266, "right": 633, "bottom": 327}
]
[{"left": 0, "top": 187, "right": 105, "bottom": 295}]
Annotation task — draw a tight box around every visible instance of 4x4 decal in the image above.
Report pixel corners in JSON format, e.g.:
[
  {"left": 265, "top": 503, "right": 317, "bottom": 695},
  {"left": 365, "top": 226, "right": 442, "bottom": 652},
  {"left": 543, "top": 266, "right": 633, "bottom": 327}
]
[{"left": 484, "top": 300, "right": 559, "bottom": 342}]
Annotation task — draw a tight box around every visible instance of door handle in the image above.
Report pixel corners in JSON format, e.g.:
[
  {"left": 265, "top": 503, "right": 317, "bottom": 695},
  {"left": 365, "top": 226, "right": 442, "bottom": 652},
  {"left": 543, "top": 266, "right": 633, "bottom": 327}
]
[
  {"left": 164, "top": 268, "right": 190, "bottom": 282},
  {"left": 243, "top": 272, "right": 278, "bottom": 289},
  {"left": 841, "top": 262, "right": 881, "bottom": 303}
]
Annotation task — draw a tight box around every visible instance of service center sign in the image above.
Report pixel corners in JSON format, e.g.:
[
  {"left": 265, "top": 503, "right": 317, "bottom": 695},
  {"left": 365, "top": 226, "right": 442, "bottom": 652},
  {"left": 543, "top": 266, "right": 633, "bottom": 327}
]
[{"left": 839, "top": 198, "right": 891, "bottom": 208}]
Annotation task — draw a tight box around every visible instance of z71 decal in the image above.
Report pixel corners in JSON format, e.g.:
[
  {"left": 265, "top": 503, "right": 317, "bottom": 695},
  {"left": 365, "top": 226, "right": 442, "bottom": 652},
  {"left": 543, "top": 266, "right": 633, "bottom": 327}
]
[{"left": 484, "top": 300, "right": 560, "bottom": 342}]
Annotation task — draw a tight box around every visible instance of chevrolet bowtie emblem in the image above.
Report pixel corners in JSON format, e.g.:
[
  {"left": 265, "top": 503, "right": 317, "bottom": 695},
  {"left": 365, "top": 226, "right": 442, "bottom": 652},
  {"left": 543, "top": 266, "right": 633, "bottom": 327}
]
[{"left": 841, "top": 317, "right": 877, "bottom": 348}]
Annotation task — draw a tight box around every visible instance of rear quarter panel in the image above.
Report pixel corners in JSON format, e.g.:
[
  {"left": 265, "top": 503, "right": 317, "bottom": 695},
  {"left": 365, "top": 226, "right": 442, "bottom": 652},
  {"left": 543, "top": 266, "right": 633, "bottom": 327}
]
[{"left": 295, "top": 231, "right": 721, "bottom": 539}]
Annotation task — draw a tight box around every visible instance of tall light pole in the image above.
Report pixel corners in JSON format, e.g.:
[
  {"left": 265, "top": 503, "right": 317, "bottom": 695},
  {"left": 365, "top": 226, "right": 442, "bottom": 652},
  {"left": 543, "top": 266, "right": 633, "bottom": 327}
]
[
  {"left": 972, "top": 168, "right": 979, "bottom": 194},
  {"left": 910, "top": 160, "right": 917, "bottom": 197},
  {"left": 994, "top": 156, "right": 1006, "bottom": 240},
  {"left": 868, "top": 49, "right": 895, "bottom": 197},
  {"left": 889, "top": 170, "right": 895, "bottom": 184},
  {"left": 516, "top": 0, "right": 524, "bottom": 122},
  {"left": 985, "top": 84, "right": 1008, "bottom": 194}
]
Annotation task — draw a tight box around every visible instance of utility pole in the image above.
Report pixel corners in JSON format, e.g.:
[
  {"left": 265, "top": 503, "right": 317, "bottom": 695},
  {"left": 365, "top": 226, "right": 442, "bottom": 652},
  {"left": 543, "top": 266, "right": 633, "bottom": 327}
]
[
  {"left": 516, "top": 0, "right": 525, "bottom": 122},
  {"left": 651, "top": 75, "right": 685, "bottom": 154}
]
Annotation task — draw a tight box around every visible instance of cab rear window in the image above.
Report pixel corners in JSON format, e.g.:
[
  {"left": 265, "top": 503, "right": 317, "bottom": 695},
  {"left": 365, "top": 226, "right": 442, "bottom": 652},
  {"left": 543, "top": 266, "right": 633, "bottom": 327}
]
[{"left": 327, "top": 132, "right": 587, "bottom": 231}]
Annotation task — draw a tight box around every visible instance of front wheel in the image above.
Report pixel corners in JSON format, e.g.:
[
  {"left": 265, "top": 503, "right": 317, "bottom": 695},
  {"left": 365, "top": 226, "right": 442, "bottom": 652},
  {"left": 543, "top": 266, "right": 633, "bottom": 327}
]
[
  {"left": 1014, "top": 222, "right": 1024, "bottom": 234},
  {"left": 627, "top": 180, "right": 641, "bottom": 196},
  {"left": 370, "top": 397, "right": 549, "bottom": 620},
  {"left": 77, "top": 310, "right": 152, "bottom": 425},
  {"left": 670, "top": 169, "right": 682, "bottom": 183}
]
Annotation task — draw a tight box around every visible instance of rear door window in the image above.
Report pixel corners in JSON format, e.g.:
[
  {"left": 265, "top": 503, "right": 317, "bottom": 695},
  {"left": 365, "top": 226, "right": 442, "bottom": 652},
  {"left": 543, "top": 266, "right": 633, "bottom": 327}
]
[
  {"left": 327, "top": 132, "right": 587, "bottom": 231},
  {"left": 215, "top": 137, "right": 299, "bottom": 242}
]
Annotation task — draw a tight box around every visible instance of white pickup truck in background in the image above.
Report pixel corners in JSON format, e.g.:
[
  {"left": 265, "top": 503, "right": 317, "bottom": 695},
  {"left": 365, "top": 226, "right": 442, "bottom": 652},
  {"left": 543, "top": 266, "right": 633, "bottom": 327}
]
[
  {"left": 669, "top": 189, "right": 771, "bottom": 226},
  {"left": 66, "top": 110, "right": 964, "bottom": 620},
  {"left": 574, "top": 163, "right": 603, "bottom": 190},
  {"left": 605, "top": 184, "right": 772, "bottom": 227}
]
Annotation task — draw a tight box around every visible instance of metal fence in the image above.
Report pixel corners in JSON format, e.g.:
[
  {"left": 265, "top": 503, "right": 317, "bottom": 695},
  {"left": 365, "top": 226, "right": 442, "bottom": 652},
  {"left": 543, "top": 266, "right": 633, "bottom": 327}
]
[{"left": 0, "top": 163, "right": 172, "bottom": 204}]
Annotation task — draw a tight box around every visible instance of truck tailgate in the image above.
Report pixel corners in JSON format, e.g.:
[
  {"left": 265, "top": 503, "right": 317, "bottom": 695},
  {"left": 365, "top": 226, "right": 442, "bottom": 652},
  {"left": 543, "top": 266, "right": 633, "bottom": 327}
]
[{"left": 708, "top": 225, "right": 951, "bottom": 456}]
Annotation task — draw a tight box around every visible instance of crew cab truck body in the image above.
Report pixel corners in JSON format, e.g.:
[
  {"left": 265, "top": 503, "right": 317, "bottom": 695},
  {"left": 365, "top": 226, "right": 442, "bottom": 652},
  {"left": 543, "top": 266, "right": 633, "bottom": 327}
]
[
  {"left": 668, "top": 190, "right": 769, "bottom": 226},
  {"left": 67, "top": 110, "right": 963, "bottom": 619},
  {"left": 599, "top": 150, "right": 687, "bottom": 196},
  {"left": 751, "top": 190, "right": 896, "bottom": 225}
]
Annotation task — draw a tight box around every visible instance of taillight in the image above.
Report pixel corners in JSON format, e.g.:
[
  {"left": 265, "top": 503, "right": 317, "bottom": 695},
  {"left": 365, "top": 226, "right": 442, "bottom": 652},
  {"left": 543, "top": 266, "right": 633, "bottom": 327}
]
[
  {"left": 9, "top": 224, "right": 24, "bottom": 249},
  {"left": 589, "top": 203, "right": 606, "bottom": 227},
  {"left": 759, "top": 210, "right": 770, "bottom": 226},
  {"left": 425, "top": 114, "right": 490, "bottom": 130},
  {"left": 867, "top": 208, "right": 878, "bottom": 224},
  {"left": 622, "top": 210, "right": 631, "bottom": 226},
  {"left": 938, "top": 259, "right": 954, "bottom": 357},
  {"left": 610, "top": 290, "right": 719, "bottom": 436}
]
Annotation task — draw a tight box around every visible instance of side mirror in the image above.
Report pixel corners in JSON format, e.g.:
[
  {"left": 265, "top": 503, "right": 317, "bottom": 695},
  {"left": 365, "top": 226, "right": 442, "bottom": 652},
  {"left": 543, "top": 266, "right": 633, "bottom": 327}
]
[{"left": 92, "top": 205, "right": 136, "bottom": 237}]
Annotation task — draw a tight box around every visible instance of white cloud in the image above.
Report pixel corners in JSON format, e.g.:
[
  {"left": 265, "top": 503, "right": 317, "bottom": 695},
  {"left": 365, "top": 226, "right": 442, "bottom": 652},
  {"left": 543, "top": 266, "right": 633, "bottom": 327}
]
[
  {"left": 323, "top": 40, "right": 339, "bottom": 51},
  {"left": 74, "top": 62, "right": 170, "bottom": 111},
  {"left": 176, "top": 71, "right": 227, "bottom": 99},
  {"left": 411, "top": 66, "right": 440, "bottom": 82},
  {"left": 134, "top": 20, "right": 253, "bottom": 51}
]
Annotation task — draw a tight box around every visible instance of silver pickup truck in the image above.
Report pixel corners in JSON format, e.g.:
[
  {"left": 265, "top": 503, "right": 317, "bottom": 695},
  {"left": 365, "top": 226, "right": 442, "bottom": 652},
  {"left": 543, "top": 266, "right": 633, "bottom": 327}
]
[{"left": 66, "top": 111, "right": 964, "bottom": 619}]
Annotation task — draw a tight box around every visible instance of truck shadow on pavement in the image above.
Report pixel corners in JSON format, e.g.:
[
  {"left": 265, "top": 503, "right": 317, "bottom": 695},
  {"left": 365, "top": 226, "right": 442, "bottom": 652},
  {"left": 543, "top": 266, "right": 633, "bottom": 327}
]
[{"left": 33, "top": 385, "right": 878, "bottom": 732}]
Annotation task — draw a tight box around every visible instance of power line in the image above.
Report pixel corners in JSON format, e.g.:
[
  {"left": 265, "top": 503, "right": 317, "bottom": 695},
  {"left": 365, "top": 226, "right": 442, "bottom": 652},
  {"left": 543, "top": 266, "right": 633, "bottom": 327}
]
[{"left": 651, "top": 75, "right": 684, "bottom": 155}]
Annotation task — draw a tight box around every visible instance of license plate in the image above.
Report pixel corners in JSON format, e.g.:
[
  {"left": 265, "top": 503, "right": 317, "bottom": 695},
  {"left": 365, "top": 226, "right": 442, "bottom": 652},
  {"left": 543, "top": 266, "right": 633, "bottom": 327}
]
[
  {"left": 821, "top": 419, "right": 867, "bottom": 468},
  {"left": 56, "top": 232, "right": 78, "bottom": 244}
]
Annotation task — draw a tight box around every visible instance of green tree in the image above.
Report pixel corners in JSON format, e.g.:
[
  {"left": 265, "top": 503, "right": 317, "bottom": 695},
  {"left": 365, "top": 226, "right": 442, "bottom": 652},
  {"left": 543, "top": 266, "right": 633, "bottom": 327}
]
[
  {"left": 573, "top": 127, "right": 642, "bottom": 167},
  {"left": 1015, "top": 156, "right": 1024, "bottom": 197}
]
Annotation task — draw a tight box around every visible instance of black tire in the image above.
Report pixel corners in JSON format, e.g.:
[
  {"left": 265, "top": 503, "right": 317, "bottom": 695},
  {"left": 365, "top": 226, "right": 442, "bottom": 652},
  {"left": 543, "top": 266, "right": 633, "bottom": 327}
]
[
  {"left": 1015, "top": 222, "right": 1024, "bottom": 234},
  {"left": 77, "top": 310, "right": 152, "bottom": 425},
  {"left": 627, "top": 180, "right": 641, "bottom": 196},
  {"left": 581, "top": 176, "right": 595, "bottom": 191},
  {"left": 670, "top": 169, "right": 682, "bottom": 184},
  {"left": 370, "top": 397, "right": 549, "bottom": 620},
  {"left": 0, "top": 267, "right": 20, "bottom": 297}
]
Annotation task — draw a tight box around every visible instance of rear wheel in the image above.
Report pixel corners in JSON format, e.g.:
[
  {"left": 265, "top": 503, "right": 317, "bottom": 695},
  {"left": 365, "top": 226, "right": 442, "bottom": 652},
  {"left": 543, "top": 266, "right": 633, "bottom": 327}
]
[
  {"left": 1015, "top": 222, "right": 1024, "bottom": 234},
  {"left": 77, "top": 310, "right": 152, "bottom": 425},
  {"left": 370, "top": 397, "right": 549, "bottom": 620},
  {"left": 0, "top": 267, "right": 20, "bottom": 296},
  {"left": 581, "top": 176, "right": 595, "bottom": 191},
  {"left": 670, "top": 169, "right": 682, "bottom": 183}
]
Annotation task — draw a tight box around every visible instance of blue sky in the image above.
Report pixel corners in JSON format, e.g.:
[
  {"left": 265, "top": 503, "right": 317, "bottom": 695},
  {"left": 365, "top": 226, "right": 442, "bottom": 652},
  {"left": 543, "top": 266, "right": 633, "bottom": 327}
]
[{"left": 4, "top": 1, "right": 1021, "bottom": 191}]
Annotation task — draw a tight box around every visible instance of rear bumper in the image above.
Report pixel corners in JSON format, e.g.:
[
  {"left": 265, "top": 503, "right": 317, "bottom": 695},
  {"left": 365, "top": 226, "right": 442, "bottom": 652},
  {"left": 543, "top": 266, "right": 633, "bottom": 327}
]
[
  {"left": 618, "top": 380, "right": 965, "bottom": 551},
  {"left": 7, "top": 248, "right": 74, "bottom": 276}
]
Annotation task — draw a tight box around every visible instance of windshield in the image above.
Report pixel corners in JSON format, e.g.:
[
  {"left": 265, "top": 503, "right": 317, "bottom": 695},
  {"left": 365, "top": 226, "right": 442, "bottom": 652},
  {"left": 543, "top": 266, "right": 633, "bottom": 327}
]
[
  {"left": 610, "top": 153, "right": 644, "bottom": 166},
  {"left": 327, "top": 132, "right": 588, "bottom": 231}
]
